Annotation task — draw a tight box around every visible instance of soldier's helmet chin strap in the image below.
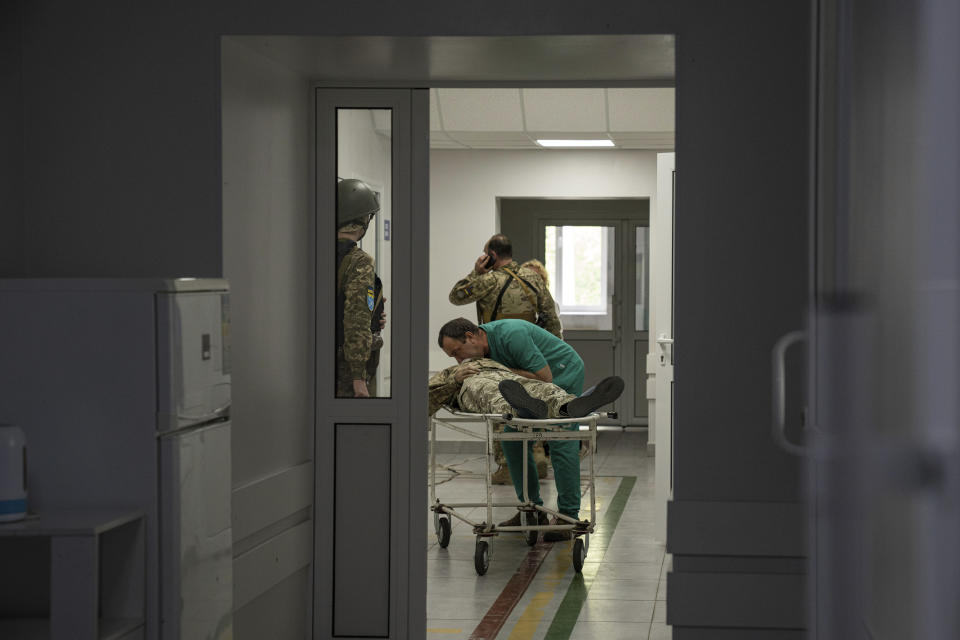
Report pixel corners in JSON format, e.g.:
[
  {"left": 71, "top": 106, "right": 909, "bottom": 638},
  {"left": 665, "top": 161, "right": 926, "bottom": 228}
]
[{"left": 338, "top": 212, "right": 376, "bottom": 239}]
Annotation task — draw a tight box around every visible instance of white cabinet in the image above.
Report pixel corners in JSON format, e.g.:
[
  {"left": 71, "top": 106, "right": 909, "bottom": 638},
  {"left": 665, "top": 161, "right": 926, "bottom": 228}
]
[{"left": 0, "top": 510, "right": 145, "bottom": 640}]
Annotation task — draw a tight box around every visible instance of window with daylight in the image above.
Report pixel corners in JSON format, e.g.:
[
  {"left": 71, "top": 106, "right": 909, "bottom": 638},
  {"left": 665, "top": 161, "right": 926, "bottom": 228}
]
[{"left": 544, "top": 225, "right": 612, "bottom": 316}]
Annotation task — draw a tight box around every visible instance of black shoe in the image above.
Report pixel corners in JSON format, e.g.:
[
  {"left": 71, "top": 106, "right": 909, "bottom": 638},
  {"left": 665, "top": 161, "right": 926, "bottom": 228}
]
[
  {"left": 563, "top": 376, "right": 625, "bottom": 418},
  {"left": 498, "top": 512, "right": 522, "bottom": 527},
  {"left": 498, "top": 380, "right": 548, "bottom": 419},
  {"left": 498, "top": 511, "right": 548, "bottom": 528},
  {"left": 543, "top": 516, "right": 573, "bottom": 542}
]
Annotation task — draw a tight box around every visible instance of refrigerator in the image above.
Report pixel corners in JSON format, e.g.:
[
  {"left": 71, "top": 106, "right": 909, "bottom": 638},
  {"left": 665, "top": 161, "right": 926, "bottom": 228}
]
[{"left": 0, "top": 278, "right": 233, "bottom": 640}]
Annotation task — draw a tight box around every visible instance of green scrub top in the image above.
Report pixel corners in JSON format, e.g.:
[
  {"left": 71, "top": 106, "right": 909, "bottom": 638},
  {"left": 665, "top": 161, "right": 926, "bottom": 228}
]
[{"left": 480, "top": 319, "right": 584, "bottom": 395}]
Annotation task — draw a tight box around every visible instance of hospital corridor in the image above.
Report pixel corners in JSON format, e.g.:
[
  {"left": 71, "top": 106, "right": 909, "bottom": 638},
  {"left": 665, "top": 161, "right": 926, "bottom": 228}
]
[{"left": 426, "top": 428, "right": 668, "bottom": 640}]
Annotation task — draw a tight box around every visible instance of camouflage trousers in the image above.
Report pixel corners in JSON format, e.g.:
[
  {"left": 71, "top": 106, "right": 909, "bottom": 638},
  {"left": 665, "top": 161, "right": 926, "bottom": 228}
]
[
  {"left": 335, "top": 348, "right": 379, "bottom": 398},
  {"left": 456, "top": 371, "right": 574, "bottom": 416},
  {"left": 457, "top": 373, "right": 582, "bottom": 517}
]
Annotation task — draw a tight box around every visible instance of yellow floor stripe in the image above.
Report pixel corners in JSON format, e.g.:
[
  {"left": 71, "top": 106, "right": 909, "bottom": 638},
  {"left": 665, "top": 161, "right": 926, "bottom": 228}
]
[
  {"left": 427, "top": 628, "right": 463, "bottom": 634},
  {"left": 506, "top": 541, "right": 574, "bottom": 639},
  {"left": 503, "top": 477, "right": 619, "bottom": 639}
]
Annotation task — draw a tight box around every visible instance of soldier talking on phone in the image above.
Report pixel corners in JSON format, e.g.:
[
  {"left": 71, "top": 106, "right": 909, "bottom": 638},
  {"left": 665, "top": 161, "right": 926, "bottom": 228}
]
[{"left": 448, "top": 233, "right": 562, "bottom": 481}]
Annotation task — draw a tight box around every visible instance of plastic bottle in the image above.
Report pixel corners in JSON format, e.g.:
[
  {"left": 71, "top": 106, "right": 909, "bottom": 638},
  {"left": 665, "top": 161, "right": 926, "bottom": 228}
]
[{"left": 0, "top": 424, "right": 27, "bottom": 523}]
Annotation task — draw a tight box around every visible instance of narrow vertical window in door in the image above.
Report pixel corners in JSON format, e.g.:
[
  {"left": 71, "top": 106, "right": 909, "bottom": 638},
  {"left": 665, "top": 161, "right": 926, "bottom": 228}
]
[
  {"left": 335, "top": 108, "right": 392, "bottom": 398},
  {"left": 636, "top": 226, "right": 650, "bottom": 331}
]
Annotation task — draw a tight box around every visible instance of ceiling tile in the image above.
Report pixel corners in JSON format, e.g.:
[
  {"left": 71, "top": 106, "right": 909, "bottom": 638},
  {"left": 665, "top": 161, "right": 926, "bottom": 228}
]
[
  {"left": 612, "top": 131, "right": 675, "bottom": 149},
  {"left": 608, "top": 88, "right": 675, "bottom": 132},
  {"left": 522, "top": 89, "right": 607, "bottom": 132},
  {"left": 430, "top": 131, "right": 467, "bottom": 148},
  {"left": 436, "top": 89, "right": 524, "bottom": 131},
  {"left": 445, "top": 131, "right": 537, "bottom": 148}
]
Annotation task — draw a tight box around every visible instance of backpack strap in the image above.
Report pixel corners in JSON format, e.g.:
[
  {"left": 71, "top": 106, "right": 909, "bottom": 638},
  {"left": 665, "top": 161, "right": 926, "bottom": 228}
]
[
  {"left": 485, "top": 276, "right": 515, "bottom": 323},
  {"left": 502, "top": 267, "right": 542, "bottom": 312}
]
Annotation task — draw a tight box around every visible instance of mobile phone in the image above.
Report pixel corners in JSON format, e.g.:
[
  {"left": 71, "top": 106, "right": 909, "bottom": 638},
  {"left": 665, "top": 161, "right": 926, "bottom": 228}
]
[{"left": 482, "top": 252, "right": 495, "bottom": 269}]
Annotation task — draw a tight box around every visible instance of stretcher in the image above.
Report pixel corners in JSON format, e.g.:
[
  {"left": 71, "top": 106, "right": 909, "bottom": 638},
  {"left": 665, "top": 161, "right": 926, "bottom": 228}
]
[{"left": 430, "top": 407, "right": 616, "bottom": 575}]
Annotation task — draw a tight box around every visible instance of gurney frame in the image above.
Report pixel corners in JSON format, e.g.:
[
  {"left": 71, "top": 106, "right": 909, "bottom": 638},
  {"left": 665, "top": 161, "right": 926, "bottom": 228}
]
[{"left": 429, "top": 408, "right": 615, "bottom": 575}]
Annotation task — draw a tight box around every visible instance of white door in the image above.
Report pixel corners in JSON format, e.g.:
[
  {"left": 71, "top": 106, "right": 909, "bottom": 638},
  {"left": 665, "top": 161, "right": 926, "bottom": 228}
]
[{"left": 650, "top": 152, "right": 674, "bottom": 541}]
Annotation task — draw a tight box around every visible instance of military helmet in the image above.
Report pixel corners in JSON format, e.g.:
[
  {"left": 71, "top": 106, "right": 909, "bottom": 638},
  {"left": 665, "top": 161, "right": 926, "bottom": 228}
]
[{"left": 337, "top": 178, "right": 380, "bottom": 227}]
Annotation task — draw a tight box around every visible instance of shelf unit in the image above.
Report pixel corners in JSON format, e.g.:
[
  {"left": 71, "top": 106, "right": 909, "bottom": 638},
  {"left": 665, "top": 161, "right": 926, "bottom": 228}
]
[{"left": 0, "top": 510, "right": 145, "bottom": 640}]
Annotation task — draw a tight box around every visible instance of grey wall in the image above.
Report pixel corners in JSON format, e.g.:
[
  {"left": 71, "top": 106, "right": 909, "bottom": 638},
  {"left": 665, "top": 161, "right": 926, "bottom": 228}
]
[
  {"left": 221, "top": 38, "right": 314, "bottom": 639},
  {"left": 0, "top": 2, "right": 24, "bottom": 276},
  {"left": 16, "top": 2, "right": 223, "bottom": 277}
]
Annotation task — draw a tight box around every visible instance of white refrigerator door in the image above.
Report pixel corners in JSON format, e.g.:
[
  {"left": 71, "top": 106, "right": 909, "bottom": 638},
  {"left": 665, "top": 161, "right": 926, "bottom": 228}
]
[
  {"left": 157, "top": 291, "right": 231, "bottom": 432},
  {"left": 160, "top": 420, "right": 233, "bottom": 640}
]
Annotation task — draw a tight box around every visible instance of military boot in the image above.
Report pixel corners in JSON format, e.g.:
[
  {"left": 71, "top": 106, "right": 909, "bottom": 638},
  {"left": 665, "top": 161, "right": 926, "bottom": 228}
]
[
  {"left": 533, "top": 442, "right": 549, "bottom": 479},
  {"left": 491, "top": 463, "right": 512, "bottom": 485}
]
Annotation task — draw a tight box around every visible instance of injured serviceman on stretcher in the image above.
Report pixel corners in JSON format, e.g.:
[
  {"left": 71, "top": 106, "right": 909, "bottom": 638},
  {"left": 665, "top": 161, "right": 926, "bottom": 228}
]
[{"left": 428, "top": 357, "right": 624, "bottom": 419}]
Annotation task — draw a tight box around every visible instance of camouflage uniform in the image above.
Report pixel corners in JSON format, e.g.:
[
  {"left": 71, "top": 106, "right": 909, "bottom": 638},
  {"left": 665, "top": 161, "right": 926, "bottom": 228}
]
[
  {"left": 448, "top": 261, "right": 562, "bottom": 469},
  {"left": 428, "top": 359, "right": 581, "bottom": 514},
  {"left": 336, "top": 233, "right": 383, "bottom": 397},
  {"left": 448, "top": 261, "right": 563, "bottom": 339},
  {"left": 428, "top": 358, "right": 575, "bottom": 417}
]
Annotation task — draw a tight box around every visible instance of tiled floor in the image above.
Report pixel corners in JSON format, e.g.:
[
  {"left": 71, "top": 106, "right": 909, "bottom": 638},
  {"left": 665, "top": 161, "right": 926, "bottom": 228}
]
[{"left": 427, "top": 428, "right": 671, "bottom": 640}]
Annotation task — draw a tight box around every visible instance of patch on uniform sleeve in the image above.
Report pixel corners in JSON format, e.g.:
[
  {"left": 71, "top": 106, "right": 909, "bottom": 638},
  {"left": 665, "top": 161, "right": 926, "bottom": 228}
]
[{"left": 367, "top": 287, "right": 375, "bottom": 310}]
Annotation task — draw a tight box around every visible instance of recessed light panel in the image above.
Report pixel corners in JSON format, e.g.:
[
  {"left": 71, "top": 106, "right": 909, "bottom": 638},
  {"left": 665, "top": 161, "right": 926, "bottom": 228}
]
[{"left": 535, "top": 139, "right": 615, "bottom": 148}]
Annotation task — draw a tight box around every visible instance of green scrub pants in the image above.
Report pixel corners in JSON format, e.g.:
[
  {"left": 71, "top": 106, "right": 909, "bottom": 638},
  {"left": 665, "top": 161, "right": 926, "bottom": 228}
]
[{"left": 502, "top": 361, "right": 584, "bottom": 518}]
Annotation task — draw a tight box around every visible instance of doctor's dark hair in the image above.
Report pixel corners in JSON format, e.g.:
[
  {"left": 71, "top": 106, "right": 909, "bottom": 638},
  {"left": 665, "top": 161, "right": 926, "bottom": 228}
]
[
  {"left": 438, "top": 317, "right": 479, "bottom": 347},
  {"left": 487, "top": 234, "right": 512, "bottom": 258}
]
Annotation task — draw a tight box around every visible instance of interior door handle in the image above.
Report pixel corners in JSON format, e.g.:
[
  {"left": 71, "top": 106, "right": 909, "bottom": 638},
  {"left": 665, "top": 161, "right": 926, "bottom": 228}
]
[
  {"left": 772, "top": 330, "right": 808, "bottom": 455},
  {"left": 656, "top": 333, "right": 673, "bottom": 365}
]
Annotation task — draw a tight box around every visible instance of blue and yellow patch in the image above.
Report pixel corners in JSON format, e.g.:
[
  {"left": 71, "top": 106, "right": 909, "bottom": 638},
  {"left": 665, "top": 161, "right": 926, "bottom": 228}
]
[{"left": 366, "top": 287, "right": 375, "bottom": 311}]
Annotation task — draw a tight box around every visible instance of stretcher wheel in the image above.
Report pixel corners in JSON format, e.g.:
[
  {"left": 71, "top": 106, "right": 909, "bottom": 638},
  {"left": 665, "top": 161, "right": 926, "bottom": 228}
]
[
  {"left": 524, "top": 512, "right": 538, "bottom": 546},
  {"left": 437, "top": 517, "right": 451, "bottom": 548},
  {"left": 572, "top": 538, "right": 586, "bottom": 573},
  {"left": 474, "top": 539, "right": 490, "bottom": 576}
]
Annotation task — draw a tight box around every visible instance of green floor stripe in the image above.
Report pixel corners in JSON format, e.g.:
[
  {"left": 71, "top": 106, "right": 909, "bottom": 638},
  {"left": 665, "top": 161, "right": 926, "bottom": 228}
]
[{"left": 542, "top": 475, "right": 637, "bottom": 640}]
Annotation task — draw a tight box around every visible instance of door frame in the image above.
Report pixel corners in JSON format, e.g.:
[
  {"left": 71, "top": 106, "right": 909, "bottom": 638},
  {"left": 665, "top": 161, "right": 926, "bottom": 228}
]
[
  {"left": 313, "top": 88, "right": 430, "bottom": 639},
  {"left": 308, "top": 37, "right": 678, "bottom": 640}
]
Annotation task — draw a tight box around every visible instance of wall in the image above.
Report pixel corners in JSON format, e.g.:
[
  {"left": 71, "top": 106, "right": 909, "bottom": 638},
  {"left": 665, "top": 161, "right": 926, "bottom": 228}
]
[
  {"left": 16, "top": 3, "right": 223, "bottom": 277},
  {"left": 430, "top": 149, "right": 658, "bottom": 373},
  {"left": 221, "top": 38, "right": 313, "bottom": 638},
  {"left": 0, "top": 1, "right": 23, "bottom": 276}
]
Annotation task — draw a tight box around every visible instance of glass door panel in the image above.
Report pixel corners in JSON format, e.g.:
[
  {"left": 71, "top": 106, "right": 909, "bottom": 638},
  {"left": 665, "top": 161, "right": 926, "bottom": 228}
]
[
  {"left": 335, "top": 108, "right": 392, "bottom": 398},
  {"left": 636, "top": 226, "right": 650, "bottom": 331}
]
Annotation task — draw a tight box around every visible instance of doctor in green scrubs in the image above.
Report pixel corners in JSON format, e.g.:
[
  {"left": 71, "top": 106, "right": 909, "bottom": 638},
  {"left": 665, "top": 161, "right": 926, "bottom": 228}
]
[{"left": 438, "top": 317, "right": 583, "bottom": 540}]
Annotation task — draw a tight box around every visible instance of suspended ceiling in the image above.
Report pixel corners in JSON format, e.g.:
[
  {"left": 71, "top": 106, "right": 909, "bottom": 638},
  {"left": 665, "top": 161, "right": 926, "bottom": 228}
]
[{"left": 428, "top": 87, "right": 674, "bottom": 149}]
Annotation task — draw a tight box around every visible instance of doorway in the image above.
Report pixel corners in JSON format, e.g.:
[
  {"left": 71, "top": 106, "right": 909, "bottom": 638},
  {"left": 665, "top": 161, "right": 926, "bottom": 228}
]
[
  {"left": 220, "top": 26, "right": 816, "bottom": 639},
  {"left": 500, "top": 198, "right": 651, "bottom": 426}
]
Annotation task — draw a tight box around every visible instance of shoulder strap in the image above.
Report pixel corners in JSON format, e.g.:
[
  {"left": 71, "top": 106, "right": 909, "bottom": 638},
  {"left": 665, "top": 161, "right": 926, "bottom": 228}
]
[
  {"left": 502, "top": 267, "right": 541, "bottom": 310},
  {"left": 336, "top": 239, "right": 357, "bottom": 291},
  {"left": 486, "top": 275, "right": 515, "bottom": 323}
]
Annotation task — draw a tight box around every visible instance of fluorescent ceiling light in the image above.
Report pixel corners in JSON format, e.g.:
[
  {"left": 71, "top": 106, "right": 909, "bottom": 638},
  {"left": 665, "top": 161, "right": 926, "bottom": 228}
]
[{"left": 536, "top": 139, "right": 615, "bottom": 148}]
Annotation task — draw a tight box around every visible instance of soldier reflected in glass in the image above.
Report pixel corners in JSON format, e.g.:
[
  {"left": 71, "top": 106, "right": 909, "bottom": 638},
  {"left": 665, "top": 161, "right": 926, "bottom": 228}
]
[{"left": 336, "top": 178, "right": 387, "bottom": 398}]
